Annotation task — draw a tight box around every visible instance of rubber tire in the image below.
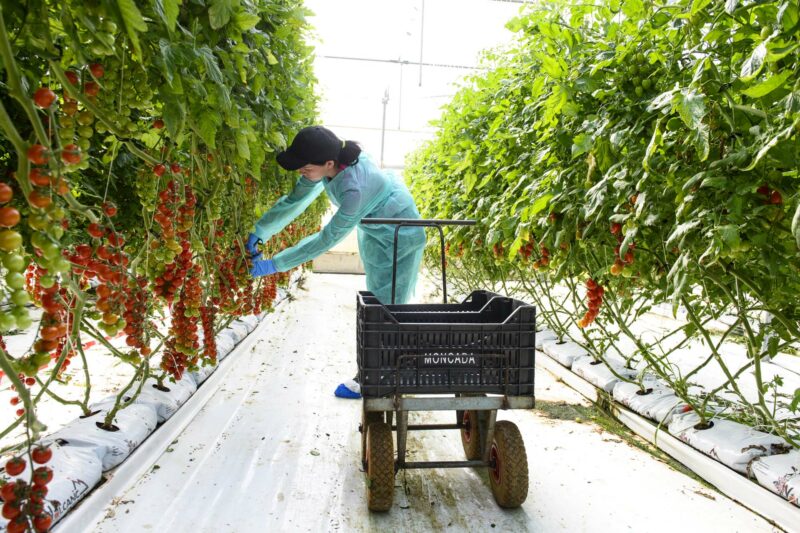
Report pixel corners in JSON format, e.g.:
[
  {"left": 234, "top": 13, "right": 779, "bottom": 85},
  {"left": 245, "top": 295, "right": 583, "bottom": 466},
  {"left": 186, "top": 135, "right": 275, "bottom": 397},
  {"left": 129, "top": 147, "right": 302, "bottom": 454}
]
[
  {"left": 365, "top": 421, "right": 395, "bottom": 512},
  {"left": 361, "top": 410, "right": 384, "bottom": 468},
  {"left": 460, "top": 410, "right": 482, "bottom": 460},
  {"left": 488, "top": 420, "right": 529, "bottom": 508}
]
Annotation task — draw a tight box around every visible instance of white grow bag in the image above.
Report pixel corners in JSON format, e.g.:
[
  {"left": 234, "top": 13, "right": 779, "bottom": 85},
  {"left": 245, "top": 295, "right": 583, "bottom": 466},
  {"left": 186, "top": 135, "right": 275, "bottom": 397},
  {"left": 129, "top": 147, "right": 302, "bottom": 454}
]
[
  {"left": 0, "top": 440, "right": 103, "bottom": 529},
  {"left": 750, "top": 451, "right": 800, "bottom": 507},
  {"left": 48, "top": 402, "right": 158, "bottom": 470},
  {"left": 127, "top": 374, "right": 197, "bottom": 423},
  {"left": 233, "top": 315, "right": 259, "bottom": 333},
  {"left": 535, "top": 329, "right": 557, "bottom": 350},
  {"left": 571, "top": 355, "right": 637, "bottom": 393},
  {"left": 612, "top": 379, "right": 686, "bottom": 426},
  {"left": 542, "top": 339, "right": 587, "bottom": 368},
  {"left": 226, "top": 322, "right": 249, "bottom": 344},
  {"left": 668, "top": 411, "right": 792, "bottom": 475}
]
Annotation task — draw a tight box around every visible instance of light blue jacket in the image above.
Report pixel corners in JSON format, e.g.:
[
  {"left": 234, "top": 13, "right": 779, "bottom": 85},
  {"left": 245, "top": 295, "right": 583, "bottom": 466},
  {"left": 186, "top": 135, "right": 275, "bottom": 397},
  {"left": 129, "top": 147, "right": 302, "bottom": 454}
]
[{"left": 253, "top": 155, "right": 426, "bottom": 304}]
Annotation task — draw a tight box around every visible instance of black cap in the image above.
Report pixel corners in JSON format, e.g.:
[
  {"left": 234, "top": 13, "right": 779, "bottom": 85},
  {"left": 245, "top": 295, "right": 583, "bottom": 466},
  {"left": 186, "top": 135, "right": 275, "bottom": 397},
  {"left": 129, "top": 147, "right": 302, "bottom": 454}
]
[{"left": 276, "top": 126, "right": 343, "bottom": 171}]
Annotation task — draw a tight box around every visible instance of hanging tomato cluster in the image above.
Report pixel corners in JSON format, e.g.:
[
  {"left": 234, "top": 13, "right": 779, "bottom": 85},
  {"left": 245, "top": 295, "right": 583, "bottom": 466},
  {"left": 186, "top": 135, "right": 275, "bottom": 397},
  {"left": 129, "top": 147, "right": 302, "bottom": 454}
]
[{"left": 1, "top": 446, "right": 54, "bottom": 533}]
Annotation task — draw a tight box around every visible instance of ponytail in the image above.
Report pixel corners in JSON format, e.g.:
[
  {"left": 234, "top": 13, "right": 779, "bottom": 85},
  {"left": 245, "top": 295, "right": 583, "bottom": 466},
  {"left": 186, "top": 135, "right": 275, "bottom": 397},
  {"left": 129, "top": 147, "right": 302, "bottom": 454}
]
[{"left": 337, "top": 140, "right": 361, "bottom": 167}]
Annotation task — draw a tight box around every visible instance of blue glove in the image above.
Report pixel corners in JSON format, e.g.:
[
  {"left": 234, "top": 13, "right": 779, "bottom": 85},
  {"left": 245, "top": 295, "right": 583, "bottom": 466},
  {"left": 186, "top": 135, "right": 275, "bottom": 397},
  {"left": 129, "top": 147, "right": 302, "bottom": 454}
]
[
  {"left": 250, "top": 258, "right": 277, "bottom": 278},
  {"left": 245, "top": 233, "right": 262, "bottom": 259}
]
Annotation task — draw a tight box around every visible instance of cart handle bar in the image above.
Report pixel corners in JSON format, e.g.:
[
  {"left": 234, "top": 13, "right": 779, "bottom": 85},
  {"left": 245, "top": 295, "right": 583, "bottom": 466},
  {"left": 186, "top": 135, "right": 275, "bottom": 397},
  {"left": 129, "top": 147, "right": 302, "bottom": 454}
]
[
  {"left": 360, "top": 218, "right": 477, "bottom": 227},
  {"left": 360, "top": 218, "right": 477, "bottom": 304}
]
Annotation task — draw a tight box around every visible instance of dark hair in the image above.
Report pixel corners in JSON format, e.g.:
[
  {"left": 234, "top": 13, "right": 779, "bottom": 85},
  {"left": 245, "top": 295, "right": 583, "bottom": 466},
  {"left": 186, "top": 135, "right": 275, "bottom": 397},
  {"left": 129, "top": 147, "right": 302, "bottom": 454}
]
[{"left": 336, "top": 140, "right": 361, "bottom": 167}]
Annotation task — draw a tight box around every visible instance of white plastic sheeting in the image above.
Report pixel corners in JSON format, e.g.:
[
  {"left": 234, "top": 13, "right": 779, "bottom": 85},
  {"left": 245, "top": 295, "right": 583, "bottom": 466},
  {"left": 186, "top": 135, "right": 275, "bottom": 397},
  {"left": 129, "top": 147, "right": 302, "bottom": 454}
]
[
  {"left": 190, "top": 361, "right": 219, "bottom": 385},
  {"left": 613, "top": 379, "right": 686, "bottom": 426},
  {"left": 542, "top": 339, "right": 587, "bottom": 367},
  {"left": 128, "top": 374, "right": 197, "bottom": 423},
  {"left": 0, "top": 440, "right": 103, "bottom": 529},
  {"left": 571, "top": 355, "right": 637, "bottom": 393},
  {"left": 668, "top": 411, "right": 792, "bottom": 475},
  {"left": 233, "top": 316, "right": 259, "bottom": 333},
  {"left": 751, "top": 451, "right": 800, "bottom": 507},
  {"left": 48, "top": 402, "right": 158, "bottom": 470},
  {"left": 535, "top": 329, "right": 557, "bottom": 350}
]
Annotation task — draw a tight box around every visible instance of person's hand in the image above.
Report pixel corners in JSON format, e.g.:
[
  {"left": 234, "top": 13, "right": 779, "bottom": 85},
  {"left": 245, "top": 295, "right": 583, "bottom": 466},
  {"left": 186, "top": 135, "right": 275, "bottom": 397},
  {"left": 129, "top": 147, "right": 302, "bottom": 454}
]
[
  {"left": 250, "top": 258, "right": 277, "bottom": 278},
  {"left": 245, "top": 233, "right": 262, "bottom": 260}
]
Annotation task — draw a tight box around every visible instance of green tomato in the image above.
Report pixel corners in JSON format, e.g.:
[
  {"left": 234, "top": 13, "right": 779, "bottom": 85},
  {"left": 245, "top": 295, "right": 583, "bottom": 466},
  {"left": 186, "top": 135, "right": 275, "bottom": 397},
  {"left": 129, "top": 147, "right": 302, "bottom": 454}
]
[
  {"left": 32, "top": 352, "right": 51, "bottom": 368},
  {"left": 77, "top": 138, "right": 91, "bottom": 151},
  {"left": 48, "top": 225, "right": 65, "bottom": 241},
  {"left": 0, "top": 230, "right": 22, "bottom": 252},
  {"left": 641, "top": 79, "right": 652, "bottom": 90},
  {"left": 39, "top": 273, "right": 56, "bottom": 288},
  {"left": 48, "top": 206, "right": 67, "bottom": 221},
  {"left": 101, "top": 19, "right": 118, "bottom": 33},
  {"left": 28, "top": 213, "right": 49, "bottom": 230},
  {"left": 5, "top": 271, "right": 25, "bottom": 290},
  {"left": 77, "top": 111, "right": 94, "bottom": 126},
  {"left": 0, "top": 312, "right": 16, "bottom": 331},
  {"left": 50, "top": 257, "right": 71, "bottom": 273},
  {"left": 78, "top": 125, "right": 94, "bottom": 138},
  {"left": 41, "top": 241, "right": 61, "bottom": 260},
  {"left": 11, "top": 290, "right": 30, "bottom": 306},
  {"left": 12, "top": 305, "right": 29, "bottom": 320},
  {"left": 760, "top": 26, "right": 771, "bottom": 39},
  {"left": 2, "top": 253, "right": 25, "bottom": 271},
  {"left": 635, "top": 86, "right": 644, "bottom": 97},
  {"left": 31, "top": 231, "right": 48, "bottom": 250}
]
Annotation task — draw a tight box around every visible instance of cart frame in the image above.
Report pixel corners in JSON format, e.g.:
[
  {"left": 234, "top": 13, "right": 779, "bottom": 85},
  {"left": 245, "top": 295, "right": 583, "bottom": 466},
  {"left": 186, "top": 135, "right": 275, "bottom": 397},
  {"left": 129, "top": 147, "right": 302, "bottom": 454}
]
[{"left": 358, "top": 218, "right": 534, "bottom": 511}]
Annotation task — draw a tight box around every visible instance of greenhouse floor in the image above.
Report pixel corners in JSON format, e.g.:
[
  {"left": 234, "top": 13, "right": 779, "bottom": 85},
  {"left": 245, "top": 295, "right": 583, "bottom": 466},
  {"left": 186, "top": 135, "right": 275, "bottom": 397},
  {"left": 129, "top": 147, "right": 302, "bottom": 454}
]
[{"left": 89, "top": 273, "right": 775, "bottom": 532}]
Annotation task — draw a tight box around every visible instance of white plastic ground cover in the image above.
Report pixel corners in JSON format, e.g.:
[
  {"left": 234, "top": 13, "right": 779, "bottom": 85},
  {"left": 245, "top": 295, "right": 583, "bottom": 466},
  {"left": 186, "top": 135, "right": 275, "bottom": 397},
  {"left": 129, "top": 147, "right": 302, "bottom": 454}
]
[
  {"left": 668, "top": 411, "right": 792, "bottom": 475},
  {"left": 48, "top": 402, "right": 158, "bottom": 470},
  {"left": 126, "top": 374, "right": 197, "bottom": 423},
  {"left": 0, "top": 440, "right": 103, "bottom": 530},
  {"left": 190, "top": 360, "right": 219, "bottom": 385},
  {"left": 751, "top": 451, "right": 800, "bottom": 507},
  {"left": 542, "top": 339, "right": 587, "bottom": 367},
  {"left": 571, "top": 355, "right": 638, "bottom": 393},
  {"left": 535, "top": 329, "right": 557, "bottom": 350},
  {"left": 613, "top": 379, "right": 687, "bottom": 426},
  {"left": 233, "top": 315, "right": 259, "bottom": 333}
]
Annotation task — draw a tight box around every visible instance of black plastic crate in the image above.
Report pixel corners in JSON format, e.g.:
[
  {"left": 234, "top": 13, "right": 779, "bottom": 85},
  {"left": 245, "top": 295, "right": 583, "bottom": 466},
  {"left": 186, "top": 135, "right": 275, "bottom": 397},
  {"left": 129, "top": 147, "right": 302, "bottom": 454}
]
[{"left": 357, "top": 290, "right": 536, "bottom": 398}]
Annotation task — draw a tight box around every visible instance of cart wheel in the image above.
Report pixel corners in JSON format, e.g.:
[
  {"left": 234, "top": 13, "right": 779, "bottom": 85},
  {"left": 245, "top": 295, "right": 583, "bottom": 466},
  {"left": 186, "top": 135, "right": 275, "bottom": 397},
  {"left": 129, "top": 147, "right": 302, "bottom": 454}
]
[
  {"left": 361, "top": 410, "right": 384, "bottom": 468},
  {"left": 365, "top": 422, "right": 394, "bottom": 512},
  {"left": 460, "top": 410, "right": 482, "bottom": 460},
  {"left": 488, "top": 420, "right": 528, "bottom": 508}
]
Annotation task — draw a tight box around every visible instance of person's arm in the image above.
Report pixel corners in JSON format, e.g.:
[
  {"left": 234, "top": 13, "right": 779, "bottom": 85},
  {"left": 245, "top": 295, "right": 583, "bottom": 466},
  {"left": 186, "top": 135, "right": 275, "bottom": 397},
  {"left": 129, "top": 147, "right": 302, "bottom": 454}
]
[
  {"left": 272, "top": 188, "right": 362, "bottom": 272},
  {"left": 252, "top": 177, "right": 325, "bottom": 242}
]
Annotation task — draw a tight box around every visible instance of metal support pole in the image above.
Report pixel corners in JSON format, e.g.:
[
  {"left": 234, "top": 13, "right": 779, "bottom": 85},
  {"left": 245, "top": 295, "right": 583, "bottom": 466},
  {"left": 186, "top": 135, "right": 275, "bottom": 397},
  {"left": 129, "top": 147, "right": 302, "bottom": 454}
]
[
  {"left": 380, "top": 88, "right": 389, "bottom": 168},
  {"left": 418, "top": 0, "right": 425, "bottom": 86}
]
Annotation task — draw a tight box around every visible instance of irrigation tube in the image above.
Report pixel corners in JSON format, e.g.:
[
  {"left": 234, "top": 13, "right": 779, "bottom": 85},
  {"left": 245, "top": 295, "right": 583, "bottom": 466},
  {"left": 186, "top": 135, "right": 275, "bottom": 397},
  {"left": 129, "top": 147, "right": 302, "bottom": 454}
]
[
  {"left": 536, "top": 353, "right": 800, "bottom": 532},
  {"left": 52, "top": 277, "right": 299, "bottom": 533}
]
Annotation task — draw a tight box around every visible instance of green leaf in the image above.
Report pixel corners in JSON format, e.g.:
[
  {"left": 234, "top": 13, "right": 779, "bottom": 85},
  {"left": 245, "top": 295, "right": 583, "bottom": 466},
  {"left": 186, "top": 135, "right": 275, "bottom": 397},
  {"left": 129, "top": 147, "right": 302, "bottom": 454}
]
[
  {"left": 674, "top": 89, "right": 706, "bottom": 130},
  {"left": 740, "top": 43, "right": 767, "bottom": 81},
  {"left": 154, "top": 0, "right": 180, "bottom": 31},
  {"left": 210, "top": 0, "right": 235, "bottom": 30},
  {"left": 691, "top": 124, "right": 710, "bottom": 162},
  {"left": 196, "top": 111, "right": 220, "bottom": 148},
  {"left": 718, "top": 225, "right": 740, "bottom": 249},
  {"left": 530, "top": 194, "right": 553, "bottom": 217},
  {"left": 571, "top": 133, "right": 593, "bottom": 157},
  {"left": 236, "top": 131, "right": 251, "bottom": 160},
  {"left": 742, "top": 70, "right": 792, "bottom": 98},
  {"left": 116, "top": 0, "right": 147, "bottom": 57},
  {"left": 266, "top": 51, "right": 278, "bottom": 66},
  {"left": 791, "top": 201, "right": 800, "bottom": 249},
  {"left": 234, "top": 11, "right": 261, "bottom": 31},
  {"left": 744, "top": 123, "right": 798, "bottom": 170},
  {"left": 643, "top": 120, "right": 662, "bottom": 171},
  {"left": 691, "top": 0, "right": 712, "bottom": 15},
  {"left": 197, "top": 46, "right": 224, "bottom": 85}
]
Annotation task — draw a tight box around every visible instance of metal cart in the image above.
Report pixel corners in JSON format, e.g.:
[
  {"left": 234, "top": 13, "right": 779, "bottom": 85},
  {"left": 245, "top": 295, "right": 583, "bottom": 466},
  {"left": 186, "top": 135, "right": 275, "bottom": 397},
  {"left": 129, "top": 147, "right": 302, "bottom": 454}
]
[{"left": 357, "top": 218, "right": 536, "bottom": 512}]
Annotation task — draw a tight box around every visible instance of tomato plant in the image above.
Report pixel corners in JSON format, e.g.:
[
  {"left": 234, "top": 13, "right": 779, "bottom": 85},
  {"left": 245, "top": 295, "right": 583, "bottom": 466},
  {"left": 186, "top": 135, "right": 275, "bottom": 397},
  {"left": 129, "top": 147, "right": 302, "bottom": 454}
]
[
  {"left": 0, "top": 2, "right": 328, "bottom": 523},
  {"left": 408, "top": 0, "right": 800, "bottom": 446}
]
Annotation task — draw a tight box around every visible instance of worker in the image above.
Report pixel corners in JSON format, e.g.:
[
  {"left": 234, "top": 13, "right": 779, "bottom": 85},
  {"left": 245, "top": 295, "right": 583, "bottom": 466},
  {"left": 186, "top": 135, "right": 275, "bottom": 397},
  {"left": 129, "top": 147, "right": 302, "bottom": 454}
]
[{"left": 246, "top": 126, "right": 426, "bottom": 399}]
